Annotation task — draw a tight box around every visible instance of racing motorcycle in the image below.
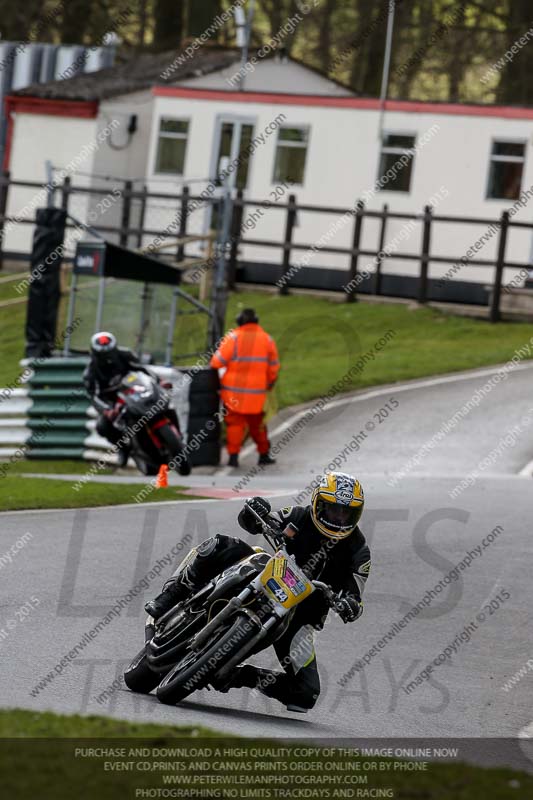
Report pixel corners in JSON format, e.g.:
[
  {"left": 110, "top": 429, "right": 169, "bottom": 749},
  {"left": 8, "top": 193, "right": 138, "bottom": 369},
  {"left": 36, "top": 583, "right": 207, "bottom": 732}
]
[
  {"left": 124, "top": 502, "right": 347, "bottom": 705},
  {"left": 106, "top": 370, "right": 191, "bottom": 476}
]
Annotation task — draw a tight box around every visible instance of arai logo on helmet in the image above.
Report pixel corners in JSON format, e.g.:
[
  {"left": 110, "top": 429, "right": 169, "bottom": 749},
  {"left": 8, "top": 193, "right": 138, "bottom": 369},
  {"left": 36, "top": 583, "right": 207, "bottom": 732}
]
[
  {"left": 335, "top": 474, "right": 355, "bottom": 502},
  {"left": 336, "top": 490, "right": 353, "bottom": 502}
]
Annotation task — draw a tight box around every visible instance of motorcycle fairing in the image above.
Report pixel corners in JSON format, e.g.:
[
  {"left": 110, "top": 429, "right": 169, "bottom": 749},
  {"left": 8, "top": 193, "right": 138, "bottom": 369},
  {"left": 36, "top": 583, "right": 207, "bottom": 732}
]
[{"left": 257, "top": 551, "right": 314, "bottom": 610}]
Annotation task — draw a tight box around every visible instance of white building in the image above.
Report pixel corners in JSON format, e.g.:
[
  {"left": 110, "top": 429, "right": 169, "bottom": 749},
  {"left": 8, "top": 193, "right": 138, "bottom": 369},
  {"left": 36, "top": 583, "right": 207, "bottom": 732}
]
[
  {"left": 5, "top": 46, "right": 533, "bottom": 300},
  {"left": 0, "top": 39, "right": 115, "bottom": 169}
]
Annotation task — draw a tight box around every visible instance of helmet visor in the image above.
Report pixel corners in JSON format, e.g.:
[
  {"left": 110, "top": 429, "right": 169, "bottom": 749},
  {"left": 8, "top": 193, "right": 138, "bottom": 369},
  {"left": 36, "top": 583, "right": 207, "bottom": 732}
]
[{"left": 316, "top": 498, "right": 361, "bottom": 534}]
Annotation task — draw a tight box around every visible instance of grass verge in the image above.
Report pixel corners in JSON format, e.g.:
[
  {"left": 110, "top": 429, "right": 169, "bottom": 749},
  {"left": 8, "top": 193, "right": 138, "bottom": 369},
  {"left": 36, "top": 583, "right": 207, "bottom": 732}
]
[
  {"left": 212, "top": 293, "right": 533, "bottom": 408},
  {"left": 0, "top": 476, "right": 198, "bottom": 512},
  {"left": 0, "top": 708, "right": 215, "bottom": 737},
  {"left": 3, "top": 290, "right": 533, "bottom": 403},
  {"left": 2, "top": 459, "right": 114, "bottom": 475},
  {"left": 0, "top": 709, "right": 531, "bottom": 800}
]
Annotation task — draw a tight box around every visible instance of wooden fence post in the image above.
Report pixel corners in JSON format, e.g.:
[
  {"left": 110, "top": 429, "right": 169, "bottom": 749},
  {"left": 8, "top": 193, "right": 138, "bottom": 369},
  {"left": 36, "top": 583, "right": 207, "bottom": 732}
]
[
  {"left": 374, "top": 202, "right": 388, "bottom": 295},
  {"left": 176, "top": 185, "right": 189, "bottom": 264},
  {"left": 120, "top": 179, "right": 132, "bottom": 247},
  {"left": 228, "top": 188, "right": 244, "bottom": 290},
  {"left": 61, "top": 175, "right": 71, "bottom": 212},
  {"left": 490, "top": 210, "right": 509, "bottom": 323},
  {"left": 346, "top": 200, "right": 364, "bottom": 303},
  {"left": 279, "top": 193, "right": 297, "bottom": 295},
  {"left": 137, "top": 184, "right": 147, "bottom": 249},
  {"left": 0, "top": 170, "right": 10, "bottom": 271},
  {"left": 418, "top": 205, "right": 432, "bottom": 304}
]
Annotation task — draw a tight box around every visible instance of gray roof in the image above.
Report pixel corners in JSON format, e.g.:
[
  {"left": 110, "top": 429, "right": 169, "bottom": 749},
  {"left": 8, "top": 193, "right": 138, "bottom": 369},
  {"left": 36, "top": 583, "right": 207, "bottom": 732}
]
[
  {"left": 14, "top": 46, "right": 242, "bottom": 102},
  {"left": 14, "top": 46, "right": 355, "bottom": 102}
]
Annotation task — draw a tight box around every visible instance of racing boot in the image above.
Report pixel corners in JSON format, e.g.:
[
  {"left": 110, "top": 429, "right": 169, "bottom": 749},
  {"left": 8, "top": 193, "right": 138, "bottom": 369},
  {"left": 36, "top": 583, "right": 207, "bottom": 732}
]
[
  {"left": 144, "top": 537, "right": 226, "bottom": 620},
  {"left": 213, "top": 666, "right": 309, "bottom": 712},
  {"left": 212, "top": 665, "right": 260, "bottom": 692},
  {"left": 144, "top": 563, "right": 200, "bottom": 619}
]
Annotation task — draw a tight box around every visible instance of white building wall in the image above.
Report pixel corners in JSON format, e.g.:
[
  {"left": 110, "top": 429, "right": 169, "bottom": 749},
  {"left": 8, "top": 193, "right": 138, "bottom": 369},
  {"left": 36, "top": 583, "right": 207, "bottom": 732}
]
[
  {"left": 96, "top": 90, "right": 154, "bottom": 181},
  {"left": 5, "top": 113, "right": 98, "bottom": 254},
  {"left": 90, "top": 90, "right": 155, "bottom": 243},
  {"left": 143, "top": 93, "right": 533, "bottom": 287},
  {"left": 6, "top": 93, "right": 154, "bottom": 254},
  {"left": 8, "top": 89, "right": 533, "bottom": 293}
]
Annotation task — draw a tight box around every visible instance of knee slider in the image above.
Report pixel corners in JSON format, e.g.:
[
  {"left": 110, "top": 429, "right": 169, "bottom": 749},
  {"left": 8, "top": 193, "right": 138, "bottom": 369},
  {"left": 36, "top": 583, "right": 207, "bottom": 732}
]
[{"left": 196, "top": 536, "right": 221, "bottom": 560}]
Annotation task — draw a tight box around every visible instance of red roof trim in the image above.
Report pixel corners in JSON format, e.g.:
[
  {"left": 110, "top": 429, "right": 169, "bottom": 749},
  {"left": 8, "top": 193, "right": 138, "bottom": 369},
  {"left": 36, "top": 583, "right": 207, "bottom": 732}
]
[
  {"left": 152, "top": 86, "right": 533, "bottom": 119},
  {"left": 3, "top": 95, "right": 99, "bottom": 170},
  {"left": 4, "top": 95, "right": 99, "bottom": 118}
]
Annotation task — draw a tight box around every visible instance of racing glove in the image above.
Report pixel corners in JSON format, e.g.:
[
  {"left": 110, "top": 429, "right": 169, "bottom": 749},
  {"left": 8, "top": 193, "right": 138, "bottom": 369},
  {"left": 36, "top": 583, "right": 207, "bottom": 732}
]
[
  {"left": 238, "top": 497, "right": 272, "bottom": 535},
  {"left": 248, "top": 497, "right": 272, "bottom": 518},
  {"left": 335, "top": 593, "right": 362, "bottom": 624}
]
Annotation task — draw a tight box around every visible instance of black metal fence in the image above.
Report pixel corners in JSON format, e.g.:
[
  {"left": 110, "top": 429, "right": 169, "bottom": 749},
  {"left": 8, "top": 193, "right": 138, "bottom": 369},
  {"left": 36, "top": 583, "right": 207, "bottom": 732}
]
[{"left": 1, "top": 172, "right": 532, "bottom": 323}]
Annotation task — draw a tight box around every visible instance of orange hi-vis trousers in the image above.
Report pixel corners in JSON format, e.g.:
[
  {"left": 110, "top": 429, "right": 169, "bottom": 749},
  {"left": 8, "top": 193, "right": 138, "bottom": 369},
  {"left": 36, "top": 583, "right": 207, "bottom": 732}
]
[{"left": 224, "top": 407, "right": 270, "bottom": 455}]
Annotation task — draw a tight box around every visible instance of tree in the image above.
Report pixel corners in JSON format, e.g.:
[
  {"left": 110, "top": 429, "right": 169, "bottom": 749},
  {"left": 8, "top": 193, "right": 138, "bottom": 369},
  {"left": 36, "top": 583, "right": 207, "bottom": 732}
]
[
  {"left": 153, "top": 0, "right": 184, "bottom": 50},
  {"left": 188, "top": 0, "right": 222, "bottom": 38},
  {"left": 495, "top": 0, "right": 533, "bottom": 104}
]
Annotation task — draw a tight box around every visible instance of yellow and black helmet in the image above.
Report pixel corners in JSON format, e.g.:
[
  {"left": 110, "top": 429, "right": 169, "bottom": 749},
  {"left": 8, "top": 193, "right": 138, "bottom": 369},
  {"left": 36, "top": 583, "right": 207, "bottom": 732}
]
[{"left": 310, "top": 472, "right": 364, "bottom": 540}]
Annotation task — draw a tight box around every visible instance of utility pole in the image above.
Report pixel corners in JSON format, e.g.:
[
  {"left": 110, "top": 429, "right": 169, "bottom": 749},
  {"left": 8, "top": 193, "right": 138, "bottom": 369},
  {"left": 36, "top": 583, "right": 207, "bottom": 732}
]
[
  {"left": 377, "top": 1, "right": 396, "bottom": 143},
  {"left": 235, "top": 0, "right": 256, "bottom": 91}
]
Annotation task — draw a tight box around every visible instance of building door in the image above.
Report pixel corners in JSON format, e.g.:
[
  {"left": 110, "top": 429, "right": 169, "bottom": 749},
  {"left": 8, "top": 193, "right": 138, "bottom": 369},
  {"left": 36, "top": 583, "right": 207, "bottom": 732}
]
[
  {"left": 213, "top": 117, "right": 255, "bottom": 191},
  {"left": 204, "top": 116, "right": 255, "bottom": 238}
]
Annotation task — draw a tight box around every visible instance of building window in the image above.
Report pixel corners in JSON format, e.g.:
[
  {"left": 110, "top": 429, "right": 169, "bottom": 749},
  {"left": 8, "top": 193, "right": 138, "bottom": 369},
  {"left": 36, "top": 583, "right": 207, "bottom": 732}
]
[
  {"left": 487, "top": 141, "right": 525, "bottom": 200},
  {"left": 155, "top": 118, "right": 189, "bottom": 174},
  {"left": 378, "top": 133, "right": 415, "bottom": 192},
  {"left": 273, "top": 127, "right": 309, "bottom": 185}
]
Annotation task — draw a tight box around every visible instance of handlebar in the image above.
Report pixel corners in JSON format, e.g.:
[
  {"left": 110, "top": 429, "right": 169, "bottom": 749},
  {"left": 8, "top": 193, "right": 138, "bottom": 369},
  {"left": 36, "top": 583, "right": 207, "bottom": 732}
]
[
  {"left": 243, "top": 501, "right": 285, "bottom": 551},
  {"left": 311, "top": 580, "right": 344, "bottom": 612}
]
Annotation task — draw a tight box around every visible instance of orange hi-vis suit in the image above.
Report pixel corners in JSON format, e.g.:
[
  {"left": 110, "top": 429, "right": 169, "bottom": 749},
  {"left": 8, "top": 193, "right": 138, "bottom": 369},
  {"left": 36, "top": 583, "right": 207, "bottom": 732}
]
[{"left": 210, "top": 322, "right": 280, "bottom": 455}]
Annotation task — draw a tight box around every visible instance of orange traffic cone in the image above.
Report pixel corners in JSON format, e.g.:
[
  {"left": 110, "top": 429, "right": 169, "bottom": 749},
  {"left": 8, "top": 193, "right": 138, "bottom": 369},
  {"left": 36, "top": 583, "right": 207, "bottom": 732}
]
[{"left": 155, "top": 464, "right": 169, "bottom": 489}]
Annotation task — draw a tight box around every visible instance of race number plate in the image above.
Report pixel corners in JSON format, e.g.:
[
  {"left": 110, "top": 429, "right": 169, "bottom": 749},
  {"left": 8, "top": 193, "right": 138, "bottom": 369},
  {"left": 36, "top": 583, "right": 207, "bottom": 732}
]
[{"left": 259, "top": 552, "right": 314, "bottom": 609}]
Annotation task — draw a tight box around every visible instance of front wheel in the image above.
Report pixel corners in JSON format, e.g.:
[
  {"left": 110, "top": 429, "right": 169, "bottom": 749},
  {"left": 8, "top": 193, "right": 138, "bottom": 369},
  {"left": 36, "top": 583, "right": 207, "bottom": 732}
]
[
  {"left": 157, "top": 423, "right": 191, "bottom": 476},
  {"left": 123, "top": 646, "right": 163, "bottom": 694},
  {"left": 156, "top": 614, "right": 259, "bottom": 706}
]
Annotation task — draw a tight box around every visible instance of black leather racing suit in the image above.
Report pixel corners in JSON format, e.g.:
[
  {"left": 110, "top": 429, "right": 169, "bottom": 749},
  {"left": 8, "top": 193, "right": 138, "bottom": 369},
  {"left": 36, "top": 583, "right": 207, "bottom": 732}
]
[{"left": 83, "top": 348, "right": 150, "bottom": 445}]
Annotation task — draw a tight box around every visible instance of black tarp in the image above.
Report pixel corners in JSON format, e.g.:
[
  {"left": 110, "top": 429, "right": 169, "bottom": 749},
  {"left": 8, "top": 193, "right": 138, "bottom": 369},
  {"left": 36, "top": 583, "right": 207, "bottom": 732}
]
[
  {"left": 25, "top": 207, "right": 67, "bottom": 358},
  {"left": 73, "top": 241, "right": 181, "bottom": 285}
]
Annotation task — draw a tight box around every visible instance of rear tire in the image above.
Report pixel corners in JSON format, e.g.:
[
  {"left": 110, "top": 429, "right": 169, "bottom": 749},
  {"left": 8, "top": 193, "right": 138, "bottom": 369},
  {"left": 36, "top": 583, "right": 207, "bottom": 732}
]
[
  {"left": 156, "top": 614, "right": 258, "bottom": 706},
  {"left": 124, "top": 647, "right": 162, "bottom": 694},
  {"left": 158, "top": 423, "right": 191, "bottom": 476}
]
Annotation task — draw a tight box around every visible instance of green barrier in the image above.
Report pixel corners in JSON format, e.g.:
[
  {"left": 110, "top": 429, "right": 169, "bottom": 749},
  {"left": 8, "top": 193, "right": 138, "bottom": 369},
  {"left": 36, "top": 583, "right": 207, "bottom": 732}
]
[
  {"left": 26, "top": 357, "right": 91, "bottom": 460},
  {"left": 27, "top": 447, "right": 86, "bottom": 460},
  {"left": 29, "top": 401, "right": 90, "bottom": 416}
]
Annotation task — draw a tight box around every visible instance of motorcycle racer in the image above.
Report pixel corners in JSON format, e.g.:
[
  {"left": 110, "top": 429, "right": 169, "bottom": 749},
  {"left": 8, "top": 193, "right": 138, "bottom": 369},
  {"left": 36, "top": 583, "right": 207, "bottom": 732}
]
[
  {"left": 83, "top": 332, "right": 152, "bottom": 466},
  {"left": 144, "top": 472, "right": 371, "bottom": 712}
]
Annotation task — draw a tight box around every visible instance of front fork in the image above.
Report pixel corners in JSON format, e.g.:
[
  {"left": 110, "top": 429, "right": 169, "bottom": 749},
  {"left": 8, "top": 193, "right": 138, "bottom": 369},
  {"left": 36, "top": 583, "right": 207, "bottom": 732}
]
[{"left": 190, "top": 586, "right": 255, "bottom": 651}]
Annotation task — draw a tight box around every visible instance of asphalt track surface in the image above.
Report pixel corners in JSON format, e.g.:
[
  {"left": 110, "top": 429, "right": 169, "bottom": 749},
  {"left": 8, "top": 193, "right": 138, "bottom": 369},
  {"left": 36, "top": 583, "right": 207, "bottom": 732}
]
[{"left": 2, "top": 361, "right": 533, "bottom": 768}]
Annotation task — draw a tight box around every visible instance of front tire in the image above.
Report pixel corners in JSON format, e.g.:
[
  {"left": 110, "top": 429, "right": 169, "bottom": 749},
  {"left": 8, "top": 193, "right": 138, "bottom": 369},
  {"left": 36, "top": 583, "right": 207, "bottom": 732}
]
[
  {"left": 132, "top": 454, "right": 159, "bottom": 476},
  {"left": 123, "top": 646, "right": 163, "bottom": 694},
  {"left": 158, "top": 423, "right": 191, "bottom": 476},
  {"left": 156, "top": 614, "right": 258, "bottom": 706}
]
